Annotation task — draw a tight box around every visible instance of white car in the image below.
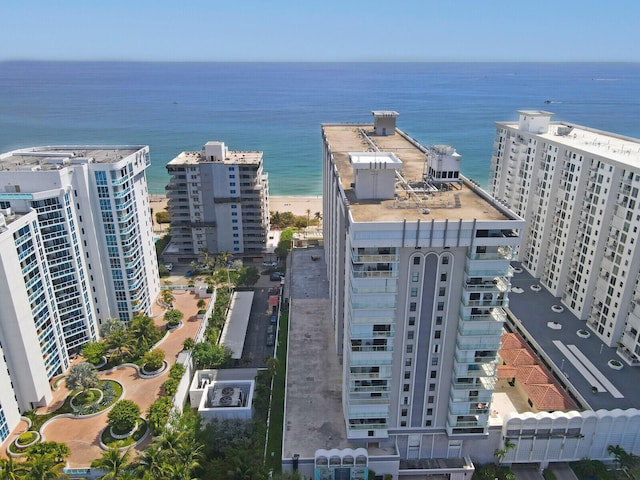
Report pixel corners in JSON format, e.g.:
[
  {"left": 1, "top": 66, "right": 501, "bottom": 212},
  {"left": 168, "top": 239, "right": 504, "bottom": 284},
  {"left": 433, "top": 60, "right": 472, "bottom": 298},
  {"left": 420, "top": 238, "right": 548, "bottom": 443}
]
[
  {"left": 165, "top": 263, "right": 173, "bottom": 271},
  {"left": 262, "top": 261, "right": 277, "bottom": 268}
]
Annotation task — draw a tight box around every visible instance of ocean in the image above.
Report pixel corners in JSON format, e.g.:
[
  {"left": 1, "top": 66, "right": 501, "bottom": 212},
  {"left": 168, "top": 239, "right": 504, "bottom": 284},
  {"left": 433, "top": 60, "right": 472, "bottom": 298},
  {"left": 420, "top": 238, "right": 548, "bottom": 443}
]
[{"left": 1, "top": 62, "right": 639, "bottom": 195}]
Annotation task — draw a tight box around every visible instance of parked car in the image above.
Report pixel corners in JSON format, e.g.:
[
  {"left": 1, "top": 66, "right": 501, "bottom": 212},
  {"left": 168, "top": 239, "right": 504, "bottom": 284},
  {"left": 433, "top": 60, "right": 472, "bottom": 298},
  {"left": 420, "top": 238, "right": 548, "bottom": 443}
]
[
  {"left": 262, "top": 261, "right": 278, "bottom": 268},
  {"left": 266, "top": 334, "right": 275, "bottom": 347},
  {"left": 165, "top": 263, "right": 173, "bottom": 271},
  {"left": 269, "top": 315, "right": 277, "bottom": 324},
  {"left": 267, "top": 324, "right": 275, "bottom": 335},
  {"left": 270, "top": 271, "right": 284, "bottom": 281}
]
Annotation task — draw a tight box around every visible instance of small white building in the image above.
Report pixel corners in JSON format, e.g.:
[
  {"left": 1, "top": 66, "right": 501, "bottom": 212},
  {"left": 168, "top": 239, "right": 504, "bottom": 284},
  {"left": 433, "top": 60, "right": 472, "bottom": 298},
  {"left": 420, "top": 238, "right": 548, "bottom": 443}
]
[{"left": 189, "top": 369, "right": 256, "bottom": 422}]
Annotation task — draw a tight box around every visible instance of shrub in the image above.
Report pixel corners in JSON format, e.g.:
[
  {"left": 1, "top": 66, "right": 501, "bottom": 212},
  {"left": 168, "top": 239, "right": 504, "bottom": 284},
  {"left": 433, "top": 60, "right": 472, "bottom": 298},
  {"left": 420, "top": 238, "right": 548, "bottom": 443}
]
[
  {"left": 143, "top": 348, "right": 165, "bottom": 372},
  {"left": 146, "top": 397, "right": 173, "bottom": 436},
  {"left": 164, "top": 309, "right": 184, "bottom": 326},
  {"left": 81, "top": 341, "right": 107, "bottom": 365},
  {"left": 183, "top": 337, "right": 195, "bottom": 351},
  {"left": 163, "top": 378, "right": 179, "bottom": 397},
  {"left": 107, "top": 400, "right": 140, "bottom": 434},
  {"left": 169, "top": 362, "right": 186, "bottom": 381}
]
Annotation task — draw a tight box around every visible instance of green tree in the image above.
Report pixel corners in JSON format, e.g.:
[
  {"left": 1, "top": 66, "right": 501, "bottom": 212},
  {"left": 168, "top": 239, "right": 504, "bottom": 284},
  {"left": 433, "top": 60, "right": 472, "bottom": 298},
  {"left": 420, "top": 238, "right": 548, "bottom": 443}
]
[
  {"left": 0, "top": 456, "right": 28, "bottom": 480},
  {"left": 314, "top": 211, "right": 322, "bottom": 226},
  {"left": 104, "top": 325, "right": 134, "bottom": 362},
  {"left": 24, "top": 455, "right": 68, "bottom": 480},
  {"left": 182, "top": 337, "right": 196, "bottom": 351},
  {"left": 197, "top": 299, "right": 206, "bottom": 310},
  {"left": 155, "top": 210, "right": 170, "bottom": 224},
  {"left": 128, "top": 314, "right": 162, "bottom": 355},
  {"left": 80, "top": 341, "right": 107, "bottom": 365},
  {"left": 161, "top": 289, "right": 175, "bottom": 307},
  {"left": 164, "top": 309, "right": 184, "bottom": 327},
  {"left": 99, "top": 318, "right": 127, "bottom": 339},
  {"left": 143, "top": 348, "right": 165, "bottom": 372},
  {"left": 192, "top": 342, "right": 232, "bottom": 369},
  {"left": 65, "top": 362, "right": 99, "bottom": 394},
  {"left": 146, "top": 397, "right": 173, "bottom": 436},
  {"left": 26, "top": 442, "right": 70, "bottom": 465},
  {"left": 266, "top": 357, "right": 279, "bottom": 378},
  {"left": 236, "top": 266, "right": 260, "bottom": 286},
  {"left": 91, "top": 448, "right": 133, "bottom": 480},
  {"left": 135, "top": 442, "right": 165, "bottom": 479},
  {"left": 494, "top": 438, "right": 516, "bottom": 464},
  {"left": 107, "top": 400, "right": 141, "bottom": 434}
]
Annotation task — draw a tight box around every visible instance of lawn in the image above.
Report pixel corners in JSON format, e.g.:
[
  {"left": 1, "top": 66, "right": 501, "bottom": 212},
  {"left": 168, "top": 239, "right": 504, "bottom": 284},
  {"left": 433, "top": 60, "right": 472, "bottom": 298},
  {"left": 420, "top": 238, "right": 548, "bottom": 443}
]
[{"left": 265, "top": 310, "right": 288, "bottom": 472}]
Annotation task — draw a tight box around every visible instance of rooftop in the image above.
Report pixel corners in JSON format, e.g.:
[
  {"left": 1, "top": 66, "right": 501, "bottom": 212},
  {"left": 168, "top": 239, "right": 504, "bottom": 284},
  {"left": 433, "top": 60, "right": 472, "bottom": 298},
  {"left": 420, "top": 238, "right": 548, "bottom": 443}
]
[
  {"left": 168, "top": 149, "right": 263, "bottom": 166},
  {"left": 0, "top": 146, "right": 143, "bottom": 171},
  {"left": 322, "top": 124, "right": 512, "bottom": 223},
  {"left": 499, "top": 119, "right": 640, "bottom": 168},
  {"left": 507, "top": 264, "right": 640, "bottom": 411}
]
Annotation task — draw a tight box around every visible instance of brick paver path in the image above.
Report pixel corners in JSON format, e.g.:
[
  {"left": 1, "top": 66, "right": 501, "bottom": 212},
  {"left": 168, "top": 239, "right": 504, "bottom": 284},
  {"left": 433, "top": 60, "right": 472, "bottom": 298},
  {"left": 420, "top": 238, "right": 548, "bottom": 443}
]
[{"left": 32, "top": 290, "right": 205, "bottom": 468}]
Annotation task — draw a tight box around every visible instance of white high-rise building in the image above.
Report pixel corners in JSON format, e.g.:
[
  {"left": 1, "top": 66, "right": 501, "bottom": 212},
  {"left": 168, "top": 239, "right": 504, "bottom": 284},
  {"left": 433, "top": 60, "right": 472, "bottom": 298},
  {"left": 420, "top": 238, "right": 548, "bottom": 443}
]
[
  {"left": 165, "top": 141, "right": 269, "bottom": 258},
  {"left": 322, "top": 111, "right": 525, "bottom": 441},
  {"left": 489, "top": 111, "right": 640, "bottom": 356},
  {"left": 0, "top": 145, "right": 160, "bottom": 443}
]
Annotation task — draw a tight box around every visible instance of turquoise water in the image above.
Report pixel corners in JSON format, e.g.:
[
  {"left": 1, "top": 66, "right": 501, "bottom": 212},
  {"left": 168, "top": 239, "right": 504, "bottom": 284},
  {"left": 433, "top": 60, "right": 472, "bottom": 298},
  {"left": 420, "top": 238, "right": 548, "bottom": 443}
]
[{"left": 1, "top": 62, "right": 638, "bottom": 195}]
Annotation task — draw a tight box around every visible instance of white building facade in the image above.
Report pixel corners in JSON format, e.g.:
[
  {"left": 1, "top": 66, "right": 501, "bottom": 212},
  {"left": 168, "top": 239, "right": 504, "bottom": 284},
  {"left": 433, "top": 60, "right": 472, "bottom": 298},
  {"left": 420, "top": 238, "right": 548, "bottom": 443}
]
[
  {"left": 322, "top": 112, "right": 526, "bottom": 447},
  {"left": 0, "top": 145, "right": 160, "bottom": 444},
  {"left": 165, "top": 141, "right": 269, "bottom": 258},
  {"left": 489, "top": 111, "right": 640, "bottom": 358}
]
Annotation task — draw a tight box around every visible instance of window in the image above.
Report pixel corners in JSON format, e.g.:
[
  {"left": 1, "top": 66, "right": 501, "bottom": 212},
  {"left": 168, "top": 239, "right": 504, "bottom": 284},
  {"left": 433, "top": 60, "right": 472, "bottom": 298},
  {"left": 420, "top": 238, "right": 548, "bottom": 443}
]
[
  {"left": 407, "top": 330, "right": 414, "bottom": 340},
  {"left": 408, "top": 317, "right": 416, "bottom": 326},
  {"left": 413, "top": 257, "right": 421, "bottom": 265},
  {"left": 412, "top": 272, "right": 419, "bottom": 282},
  {"left": 440, "top": 273, "right": 447, "bottom": 282},
  {"left": 401, "top": 408, "right": 408, "bottom": 417},
  {"left": 437, "top": 302, "right": 444, "bottom": 311},
  {"left": 406, "top": 345, "right": 413, "bottom": 353},
  {"left": 442, "top": 257, "right": 449, "bottom": 265},
  {"left": 411, "top": 288, "right": 418, "bottom": 297},
  {"left": 435, "top": 316, "right": 443, "bottom": 325},
  {"left": 409, "top": 303, "right": 417, "bottom": 312},
  {"left": 428, "top": 396, "right": 434, "bottom": 403},
  {"left": 438, "top": 287, "right": 446, "bottom": 297},
  {"left": 403, "top": 384, "right": 410, "bottom": 392},
  {"left": 434, "top": 330, "right": 441, "bottom": 339},
  {"left": 404, "top": 371, "right": 411, "bottom": 379},
  {"left": 430, "top": 371, "right": 437, "bottom": 379}
]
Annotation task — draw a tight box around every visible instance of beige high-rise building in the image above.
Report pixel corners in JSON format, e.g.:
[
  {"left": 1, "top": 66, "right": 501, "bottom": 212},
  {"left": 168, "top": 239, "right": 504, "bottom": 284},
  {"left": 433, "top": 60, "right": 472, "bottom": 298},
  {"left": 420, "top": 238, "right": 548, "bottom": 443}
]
[{"left": 165, "top": 141, "right": 269, "bottom": 258}]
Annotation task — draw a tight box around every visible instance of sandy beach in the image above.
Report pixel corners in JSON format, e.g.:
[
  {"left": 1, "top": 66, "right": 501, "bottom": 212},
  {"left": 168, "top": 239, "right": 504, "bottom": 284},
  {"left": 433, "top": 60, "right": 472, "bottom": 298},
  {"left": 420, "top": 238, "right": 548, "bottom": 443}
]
[{"left": 150, "top": 194, "right": 322, "bottom": 233}]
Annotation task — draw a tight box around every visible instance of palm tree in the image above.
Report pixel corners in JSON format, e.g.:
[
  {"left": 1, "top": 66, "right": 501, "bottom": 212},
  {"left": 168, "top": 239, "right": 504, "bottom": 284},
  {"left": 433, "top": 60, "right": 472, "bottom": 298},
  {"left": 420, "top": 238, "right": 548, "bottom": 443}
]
[
  {"left": 266, "top": 357, "right": 279, "bottom": 378},
  {"left": 91, "top": 447, "right": 133, "bottom": 480},
  {"left": 24, "top": 454, "right": 68, "bottom": 480},
  {"left": 0, "top": 456, "right": 28, "bottom": 480},
  {"left": 105, "top": 326, "right": 134, "bottom": 361},
  {"left": 161, "top": 289, "right": 175, "bottom": 307},
  {"left": 494, "top": 438, "right": 515, "bottom": 464},
  {"left": 314, "top": 211, "right": 322, "bottom": 227},
  {"left": 135, "top": 443, "right": 165, "bottom": 479},
  {"left": 128, "top": 314, "right": 161, "bottom": 353},
  {"left": 306, "top": 208, "right": 311, "bottom": 228}
]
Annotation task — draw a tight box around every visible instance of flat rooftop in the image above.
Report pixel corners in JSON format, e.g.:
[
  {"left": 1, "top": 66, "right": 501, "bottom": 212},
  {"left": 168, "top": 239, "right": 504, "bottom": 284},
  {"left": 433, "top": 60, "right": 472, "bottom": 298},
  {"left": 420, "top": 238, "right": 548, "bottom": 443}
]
[
  {"left": 322, "top": 124, "right": 511, "bottom": 223},
  {"left": 0, "top": 146, "right": 143, "bottom": 171},
  {"left": 168, "top": 150, "right": 262, "bottom": 166},
  {"left": 508, "top": 264, "right": 640, "bottom": 411},
  {"left": 283, "top": 247, "right": 396, "bottom": 459},
  {"left": 499, "top": 120, "right": 640, "bottom": 168}
]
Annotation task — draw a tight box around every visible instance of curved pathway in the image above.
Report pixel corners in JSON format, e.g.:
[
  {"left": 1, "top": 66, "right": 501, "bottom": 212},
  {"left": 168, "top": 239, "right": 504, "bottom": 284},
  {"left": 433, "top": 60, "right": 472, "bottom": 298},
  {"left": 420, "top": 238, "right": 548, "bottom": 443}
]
[{"left": 38, "top": 290, "right": 205, "bottom": 468}]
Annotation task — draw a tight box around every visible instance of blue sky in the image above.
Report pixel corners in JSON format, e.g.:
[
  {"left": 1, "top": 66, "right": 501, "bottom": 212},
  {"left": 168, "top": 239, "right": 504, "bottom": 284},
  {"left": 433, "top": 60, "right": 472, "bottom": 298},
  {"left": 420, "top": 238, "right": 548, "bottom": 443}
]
[{"left": 2, "top": 0, "right": 639, "bottom": 62}]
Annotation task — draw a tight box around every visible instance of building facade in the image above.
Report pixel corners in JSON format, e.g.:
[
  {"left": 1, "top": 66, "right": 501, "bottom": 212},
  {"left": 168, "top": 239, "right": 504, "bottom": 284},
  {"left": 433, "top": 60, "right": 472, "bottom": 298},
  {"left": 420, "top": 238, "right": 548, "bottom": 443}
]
[
  {"left": 165, "top": 141, "right": 269, "bottom": 258},
  {"left": 0, "top": 145, "right": 159, "bottom": 443},
  {"left": 322, "top": 111, "right": 526, "bottom": 444},
  {"left": 489, "top": 111, "right": 640, "bottom": 357}
]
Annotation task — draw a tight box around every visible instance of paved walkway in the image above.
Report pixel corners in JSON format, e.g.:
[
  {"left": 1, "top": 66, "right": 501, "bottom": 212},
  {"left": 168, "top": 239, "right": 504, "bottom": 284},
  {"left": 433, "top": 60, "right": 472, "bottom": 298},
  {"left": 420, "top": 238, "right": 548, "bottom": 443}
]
[{"left": 24, "top": 290, "right": 204, "bottom": 468}]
